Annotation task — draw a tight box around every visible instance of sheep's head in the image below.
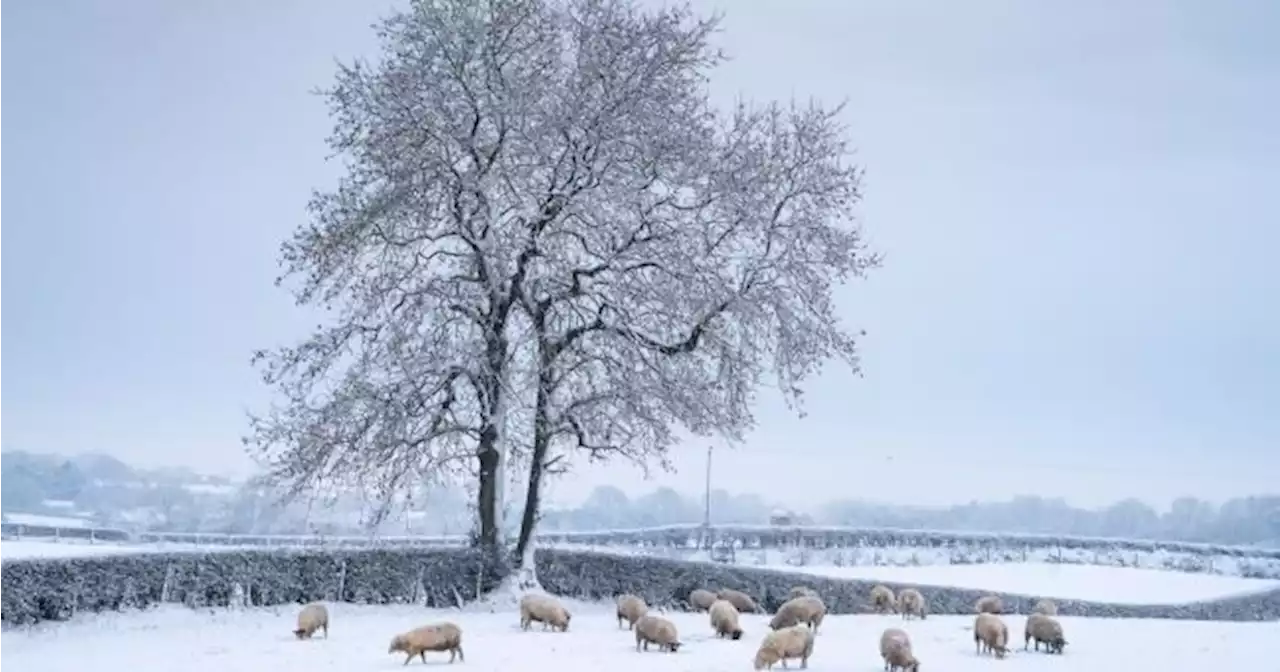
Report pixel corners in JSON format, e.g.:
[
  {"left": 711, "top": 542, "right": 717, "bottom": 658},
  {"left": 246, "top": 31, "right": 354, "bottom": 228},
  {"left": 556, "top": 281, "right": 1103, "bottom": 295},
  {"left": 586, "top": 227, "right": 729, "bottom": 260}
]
[
  {"left": 730, "top": 628, "right": 743, "bottom": 641},
  {"left": 388, "top": 635, "right": 406, "bottom": 654},
  {"left": 753, "top": 649, "right": 776, "bottom": 670},
  {"left": 293, "top": 628, "right": 309, "bottom": 640},
  {"left": 666, "top": 641, "right": 682, "bottom": 653}
]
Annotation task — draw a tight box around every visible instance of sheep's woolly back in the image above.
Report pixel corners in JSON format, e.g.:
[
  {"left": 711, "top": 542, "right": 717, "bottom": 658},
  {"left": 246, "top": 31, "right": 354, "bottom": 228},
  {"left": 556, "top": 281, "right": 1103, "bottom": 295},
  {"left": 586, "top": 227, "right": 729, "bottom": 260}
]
[
  {"left": 689, "top": 588, "right": 718, "bottom": 611},
  {"left": 1032, "top": 598, "right": 1058, "bottom": 616},
  {"left": 519, "top": 593, "right": 571, "bottom": 632},
  {"left": 709, "top": 599, "right": 744, "bottom": 640},
  {"left": 975, "top": 595, "right": 1003, "bottom": 614},
  {"left": 753, "top": 624, "right": 815, "bottom": 671},
  {"left": 769, "top": 595, "right": 827, "bottom": 632},
  {"left": 898, "top": 588, "right": 927, "bottom": 620},
  {"left": 294, "top": 603, "right": 328, "bottom": 639},
  {"left": 633, "top": 614, "right": 681, "bottom": 652},
  {"left": 879, "top": 627, "right": 919, "bottom": 672},
  {"left": 615, "top": 594, "right": 649, "bottom": 629},
  {"left": 974, "top": 613, "right": 1010, "bottom": 658},
  {"left": 718, "top": 588, "right": 759, "bottom": 614}
]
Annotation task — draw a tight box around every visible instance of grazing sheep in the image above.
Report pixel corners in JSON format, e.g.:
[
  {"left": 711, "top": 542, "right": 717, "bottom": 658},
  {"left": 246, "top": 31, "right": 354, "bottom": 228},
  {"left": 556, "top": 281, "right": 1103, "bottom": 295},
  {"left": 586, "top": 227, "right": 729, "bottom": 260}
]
[
  {"left": 718, "top": 588, "right": 759, "bottom": 614},
  {"left": 975, "top": 595, "right": 1003, "bottom": 615},
  {"left": 634, "top": 614, "right": 682, "bottom": 653},
  {"left": 709, "top": 599, "right": 744, "bottom": 640},
  {"left": 616, "top": 594, "right": 649, "bottom": 630},
  {"left": 879, "top": 627, "right": 921, "bottom": 672},
  {"left": 870, "top": 584, "right": 897, "bottom": 614},
  {"left": 689, "top": 588, "right": 718, "bottom": 612},
  {"left": 1032, "top": 599, "right": 1058, "bottom": 616},
  {"left": 974, "top": 613, "right": 1010, "bottom": 659},
  {"left": 753, "top": 625, "right": 816, "bottom": 671},
  {"left": 788, "top": 586, "right": 819, "bottom": 601},
  {"left": 388, "top": 622, "right": 464, "bottom": 665},
  {"left": 769, "top": 595, "right": 827, "bottom": 633},
  {"left": 519, "top": 593, "right": 571, "bottom": 632},
  {"left": 293, "top": 602, "right": 329, "bottom": 640},
  {"left": 1024, "top": 613, "right": 1067, "bottom": 654},
  {"left": 897, "top": 588, "right": 927, "bottom": 621}
]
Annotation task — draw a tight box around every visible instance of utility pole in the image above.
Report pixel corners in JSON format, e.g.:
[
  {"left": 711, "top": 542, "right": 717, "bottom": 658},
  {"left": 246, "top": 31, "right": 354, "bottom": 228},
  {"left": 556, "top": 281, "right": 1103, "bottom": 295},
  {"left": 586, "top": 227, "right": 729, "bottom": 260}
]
[{"left": 703, "top": 444, "right": 713, "bottom": 550}]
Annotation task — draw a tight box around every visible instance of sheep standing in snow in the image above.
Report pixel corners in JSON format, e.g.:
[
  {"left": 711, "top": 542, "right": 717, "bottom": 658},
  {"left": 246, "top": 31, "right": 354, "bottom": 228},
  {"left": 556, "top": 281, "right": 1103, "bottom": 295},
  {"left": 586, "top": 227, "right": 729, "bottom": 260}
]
[
  {"left": 869, "top": 584, "right": 897, "bottom": 614},
  {"left": 718, "top": 588, "right": 759, "bottom": 614},
  {"left": 974, "top": 613, "right": 1010, "bottom": 658},
  {"left": 616, "top": 594, "right": 649, "bottom": 630},
  {"left": 975, "top": 595, "right": 1003, "bottom": 615},
  {"left": 879, "top": 627, "right": 920, "bottom": 672},
  {"left": 897, "top": 588, "right": 927, "bottom": 621},
  {"left": 769, "top": 595, "right": 827, "bottom": 633},
  {"left": 788, "top": 586, "right": 819, "bottom": 601},
  {"left": 519, "top": 593, "right": 571, "bottom": 632},
  {"left": 1024, "top": 613, "right": 1067, "bottom": 654},
  {"left": 689, "top": 588, "right": 718, "bottom": 612},
  {"left": 753, "top": 624, "right": 816, "bottom": 670},
  {"left": 294, "top": 602, "right": 329, "bottom": 640},
  {"left": 387, "top": 622, "right": 464, "bottom": 665},
  {"left": 709, "top": 599, "right": 744, "bottom": 640},
  {"left": 1032, "top": 598, "right": 1058, "bottom": 616},
  {"left": 634, "top": 614, "right": 682, "bottom": 653}
]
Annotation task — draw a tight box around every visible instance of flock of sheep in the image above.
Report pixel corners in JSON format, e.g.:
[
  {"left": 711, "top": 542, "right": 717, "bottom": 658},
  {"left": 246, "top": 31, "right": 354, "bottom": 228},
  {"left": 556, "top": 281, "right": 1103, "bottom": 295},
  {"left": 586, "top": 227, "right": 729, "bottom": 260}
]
[{"left": 288, "top": 583, "right": 1069, "bottom": 669}]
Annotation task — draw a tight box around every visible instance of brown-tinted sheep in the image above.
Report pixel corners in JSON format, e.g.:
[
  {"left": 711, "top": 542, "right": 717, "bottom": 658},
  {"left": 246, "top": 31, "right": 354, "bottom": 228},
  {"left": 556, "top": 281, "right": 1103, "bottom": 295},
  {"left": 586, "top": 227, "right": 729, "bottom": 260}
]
[
  {"left": 294, "top": 602, "right": 329, "bottom": 640},
  {"left": 753, "top": 625, "right": 815, "bottom": 670},
  {"left": 879, "top": 627, "right": 920, "bottom": 672},
  {"left": 709, "top": 599, "right": 744, "bottom": 640},
  {"left": 974, "top": 613, "right": 1010, "bottom": 659},
  {"left": 634, "top": 614, "right": 681, "bottom": 653},
  {"left": 769, "top": 595, "right": 827, "bottom": 633},
  {"left": 519, "top": 593, "right": 571, "bottom": 632},
  {"left": 616, "top": 594, "right": 648, "bottom": 630},
  {"left": 388, "top": 622, "right": 464, "bottom": 665}
]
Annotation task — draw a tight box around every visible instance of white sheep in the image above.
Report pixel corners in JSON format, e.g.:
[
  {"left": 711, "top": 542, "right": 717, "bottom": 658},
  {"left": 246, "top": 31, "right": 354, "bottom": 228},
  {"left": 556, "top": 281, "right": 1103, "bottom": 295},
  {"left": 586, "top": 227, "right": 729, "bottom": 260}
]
[
  {"left": 974, "top": 613, "right": 1010, "bottom": 658},
  {"left": 769, "top": 595, "right": 827, "bottom": 633},
  {"left": 634, "top": 614, "right": 682, "bottom": 653},
  {"left": 388, "top": 622, "right": 464, "bottom": 665},
  {"left": 293, "top": 602, "right": 329, "bottom": 640},
  {"left": 975, "top": 595, "right": 1003, "bottom": 615},
  {"left": 1024, "top": 612, "right": 1067, "bottom": 654},
  {"left": 709, "top": 598, "right": 744, "bottom": 640},
  {"left": 689, "top": 588, "right": 718, "bottom": 612},
  {"left": 616, "top": 594, "right": 649, "bottom": 630},
  {"left": 718, "top": 588, "right": 759, "bottom": 614},
  {"left": 1032, "top": 598, "right": 1058, "bottom": 616},
  {"left": 753, "top": 624, "right": 816, "bottom": 670},
  {"left": 897, "top": 588, "right": 927, "bottom": 621},
  {"left": 869, "top": 584, "right": 897, "bottom": 614},
  {"left": 519, "top": 593, "right": 571, "bottom": 632},
  {"left": 879, "top": 627, "right": 920, "bottom": 672}
]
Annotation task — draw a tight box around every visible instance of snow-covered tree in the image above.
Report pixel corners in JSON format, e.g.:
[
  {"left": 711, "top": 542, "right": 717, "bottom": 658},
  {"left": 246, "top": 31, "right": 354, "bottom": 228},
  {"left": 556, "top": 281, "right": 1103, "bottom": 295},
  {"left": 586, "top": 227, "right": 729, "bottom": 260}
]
[{"left": 245, "top": 0, "right": 877, "bottom": 565}]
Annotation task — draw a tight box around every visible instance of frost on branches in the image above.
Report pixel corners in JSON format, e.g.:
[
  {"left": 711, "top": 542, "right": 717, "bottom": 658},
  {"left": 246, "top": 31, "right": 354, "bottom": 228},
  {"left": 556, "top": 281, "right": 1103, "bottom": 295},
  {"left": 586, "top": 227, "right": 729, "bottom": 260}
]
[{"left": 245, "top": 0, "right": 878, "bottom": 568}]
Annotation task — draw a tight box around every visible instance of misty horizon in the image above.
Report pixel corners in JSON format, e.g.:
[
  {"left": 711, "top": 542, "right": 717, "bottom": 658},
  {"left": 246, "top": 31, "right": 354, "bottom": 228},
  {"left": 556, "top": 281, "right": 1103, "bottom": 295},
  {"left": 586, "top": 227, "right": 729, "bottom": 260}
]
[{"left": 4, "top": 1, "right": 1278, "bottom": 515}]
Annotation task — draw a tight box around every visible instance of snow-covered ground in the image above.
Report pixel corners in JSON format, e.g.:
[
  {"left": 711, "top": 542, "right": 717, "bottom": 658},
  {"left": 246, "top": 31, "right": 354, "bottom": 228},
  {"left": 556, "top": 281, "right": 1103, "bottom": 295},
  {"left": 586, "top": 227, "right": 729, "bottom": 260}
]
[
  {"left": 2, "top": 600, "right": 1273, "bottom": 672},
  {"left": 769, "top": 562, "right": 1280, "bottom": 604}
]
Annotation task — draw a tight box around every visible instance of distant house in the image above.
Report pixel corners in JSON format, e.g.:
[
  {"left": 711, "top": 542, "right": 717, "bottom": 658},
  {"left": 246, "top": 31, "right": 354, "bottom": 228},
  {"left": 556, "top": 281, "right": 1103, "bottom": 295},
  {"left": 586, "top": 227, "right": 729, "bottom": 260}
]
[{"left": 769, "top": 509, "right": 795, "bottom": 526}]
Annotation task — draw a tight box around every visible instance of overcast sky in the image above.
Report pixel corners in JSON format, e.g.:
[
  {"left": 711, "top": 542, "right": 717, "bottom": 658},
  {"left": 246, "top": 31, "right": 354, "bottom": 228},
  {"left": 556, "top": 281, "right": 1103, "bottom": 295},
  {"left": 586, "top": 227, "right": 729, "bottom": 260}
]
[{"left": 3, "top": 0, "right": 1277, "bottom": 511}]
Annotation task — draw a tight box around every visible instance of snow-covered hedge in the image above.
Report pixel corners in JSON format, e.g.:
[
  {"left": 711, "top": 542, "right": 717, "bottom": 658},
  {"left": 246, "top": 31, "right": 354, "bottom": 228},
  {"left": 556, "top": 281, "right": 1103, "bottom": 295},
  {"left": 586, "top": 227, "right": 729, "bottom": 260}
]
[{"left": 3, "top": 547, "right": 1277, "bottom": 626}]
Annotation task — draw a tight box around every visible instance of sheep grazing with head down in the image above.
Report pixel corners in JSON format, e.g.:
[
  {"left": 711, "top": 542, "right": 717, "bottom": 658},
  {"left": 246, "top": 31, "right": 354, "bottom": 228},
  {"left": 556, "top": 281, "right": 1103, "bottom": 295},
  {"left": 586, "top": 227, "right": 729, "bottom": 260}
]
[
  {"left": 718, "top": 588, "right": 759, "bottom": 614},
  {"left": 974, "top": 613, "right": 1010, "bottom": 658},
  {"left": 753, "top": 624, "right": 815, "bottom": 670},
  {"left": 869, "top": 585, "right": 897, "bottom": 614},
  {"left": 1032, "top": 598, "right": 1058, "bottom": 616},
  {"left": 1024, "top": 613, "right": 1067, "bottom": 654},
  {"left": 294, "top": 602, "right": 329, "bottom": 640},
  {"left": 709, "top": 599, "right": 744, "bottom": 640},
  {"left": 634, "top": 614, "right": 682, "bottom": 653},
  {"left": 769, "top": 595, "right": 827, "bottom": 633},
  {"left": 879, "top": 627, "right": 920, "bottom": 672},
  {"left": 975, "top": 595, "right": 1003, "bottom": 615},
  {"left": 616, "top": 594, "right": 649, "bottom": 630},
  {"left": 388, "top": 622, "right": 464, "bottom": 665},
  {"left": 788, "top": 586, "right": 819, "bottom": 601},
  {"left": 689, "top": 588, "right": 718, "bottom": 612},
  {"left": 897, "top": 588, "right": 927, "bottom": 621},
  {"left": 519, "top": 593, "right": 571, "bottom": 632}
]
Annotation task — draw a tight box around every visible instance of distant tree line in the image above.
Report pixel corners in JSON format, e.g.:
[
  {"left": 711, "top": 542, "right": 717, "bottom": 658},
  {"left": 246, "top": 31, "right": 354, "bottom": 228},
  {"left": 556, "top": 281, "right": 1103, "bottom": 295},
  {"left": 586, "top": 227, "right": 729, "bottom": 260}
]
[{"left": 541, "top": 485, "right": 1280, "bottom": 547}]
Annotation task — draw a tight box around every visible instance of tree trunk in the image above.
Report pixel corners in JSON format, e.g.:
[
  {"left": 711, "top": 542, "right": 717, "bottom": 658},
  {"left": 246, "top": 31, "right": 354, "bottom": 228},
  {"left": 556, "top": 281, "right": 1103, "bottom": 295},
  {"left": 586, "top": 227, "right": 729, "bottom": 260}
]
[
  {"left": 515, "top": 337, "right": 555, "bottom": 567},
  {"left": 474, "top": 330, "right": 509, "bottom": 558}
]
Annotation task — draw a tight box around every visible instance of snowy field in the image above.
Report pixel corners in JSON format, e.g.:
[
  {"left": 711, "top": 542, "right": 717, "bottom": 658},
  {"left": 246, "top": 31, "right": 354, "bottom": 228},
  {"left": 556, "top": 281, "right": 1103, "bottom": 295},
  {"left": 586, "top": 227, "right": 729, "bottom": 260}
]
[
  {"left": 768, "top": 562, "right": 1280, "bottom": 605},
  {"left": 3, "top": 600, "right": 1274, "bottom": 672}
]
